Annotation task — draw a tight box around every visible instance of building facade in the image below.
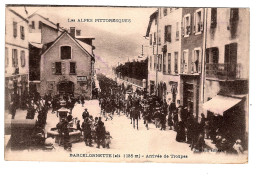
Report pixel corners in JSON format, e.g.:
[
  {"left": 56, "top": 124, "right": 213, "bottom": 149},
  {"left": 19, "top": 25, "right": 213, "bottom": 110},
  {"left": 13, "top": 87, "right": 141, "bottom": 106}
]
[
  {"left": 40, "top": 31, "right": 95, "bottom": 98},
  {"left": 28, "top": 14, "right": 63, "bottom": 93},
  {"left": 180, "top": 8, "right": 205, "bottom": 118},
  {"left": 5, "top": 7, "right": 29, "bottom": 109},
  {"left": 146, "top": 8, "right": 182, "bottom": 104},
  {"left": 203, "top": 8, "right": 249, "bottom": 144}
]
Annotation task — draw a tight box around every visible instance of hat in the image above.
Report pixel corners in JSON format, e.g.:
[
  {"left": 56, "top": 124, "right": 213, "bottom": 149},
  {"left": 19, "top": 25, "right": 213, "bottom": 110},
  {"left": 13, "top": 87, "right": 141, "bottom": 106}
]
[
  {"left": 84, "top": 108, "right": 88, "bottom": 110},
  {"left": 236, "top": 139, "right": 241, "bottom": 144}
]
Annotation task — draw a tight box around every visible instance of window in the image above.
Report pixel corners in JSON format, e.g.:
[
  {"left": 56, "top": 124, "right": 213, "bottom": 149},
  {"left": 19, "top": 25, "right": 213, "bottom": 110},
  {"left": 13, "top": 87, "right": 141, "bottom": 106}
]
[
  {"left": 193, "top": 49, "right": 201, "bottom": 73},
  {"left": 230, "top": 8, "right": 239, "bottom": 22},
  {"left": 154, "top": 55, "right": 157, "bottom": 70},
  {"left": 176, "top": 22, "right": 180, "bottom": 41},
  {"left": 60, "top": 46, "right": 72, "bottom": 59},
  {"left": 183, "top": 14, "right": 191, "bottom": 37},
  {"left": 164, "top": 25, "right": 172, "bottom": 42},
  {"left": 206, "top": 47, "right": 219, "bottom": 64},
  {"left": 70, "top": 62, "right": 76, "bottom": 74},
  {"left": 194, "top": 9, "right": 203, "bottom": 34},
  {"left": 55, "top": 62, "right": 62, "bottom": 74},
  {"left": 158, "top": 54, "right": 162, "bottom": 71},
  {"left": 5, "top": 47, "right": 9, "bottom": 67},
  {"left": 76, "top": 30, "right": 81, "bottom": 36},
  {"left": 153, "top": 32, "right": 157, "bottom": 45},
  {"left": 150, "top": 56, "right": 152, "bottom": 69},
  {"left": 229, "top": 8, "right": 239, "bottom": 38},
  {"left": 163, "top": 52, "right": 166, "bottom": 73},
  {"left": 168, "top": 53, "right": 171, "bottom": 74},
  {"left": 20, "top": 50, "right": 25, "bottom": 67},
  {"left": 31, "top": 21, "right": 35, "bottom": 29},
  {"left": 12, "top": 49, "right": 18, "bottom": 67},
  {"left": 13, "top": 21, "right": 17, "bottom": 38},
  {"left": 163, "top": 8, "right": 168, "bottom": 16},
  {"left": 149, "top": 34, "right": 152, "bottom": 46},
  {"left": 39, "top": 21, "right": 42, "bottom": 29},
  {"left": 211, "top": 8, "right": 217, "bottom": 28},
  {"left": 224, "top": 43, "right": 237, "bottom": 77},
  {"left": 158, "top": 30, "right": 161, "bottom": 45},
  {"left": 20, "top": 26, "right": 25, "bottom": 40},
  {"left": 182, "top": 50, "right": 189, "bottom": 73},
  {"left": 174, "top": 52, "right": 178, "bottom": 73}
]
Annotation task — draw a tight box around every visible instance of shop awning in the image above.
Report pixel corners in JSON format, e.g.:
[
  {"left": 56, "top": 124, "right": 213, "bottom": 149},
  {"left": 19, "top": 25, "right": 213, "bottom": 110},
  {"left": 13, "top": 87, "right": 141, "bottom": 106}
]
[{"left": 203, "top": 95, "right": 242, "bottom": 116}]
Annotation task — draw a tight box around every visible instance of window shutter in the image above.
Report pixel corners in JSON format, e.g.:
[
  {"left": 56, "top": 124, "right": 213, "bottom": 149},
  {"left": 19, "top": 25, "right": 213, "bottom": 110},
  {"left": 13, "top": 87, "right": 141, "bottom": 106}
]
[
  {"left": 181, "top": 18, "right": 184, "bottom": 36},
  {"left": 52, "top": 62, "right": 55, "bottom": 74},
  {"left": 188, "top": 15, "right": 191, "bottom": 35},
  {"left": 62, "top": 62, "right": 66, "bottom": 74},
  {"left": 198, "top": 49, "right": 202, "bottom": 73},
  {"left": 201, "top": 9, "right": 204, "bottom": 32},
  {"left": 193, "top": 13, "right": 196, "bottom": 34}
]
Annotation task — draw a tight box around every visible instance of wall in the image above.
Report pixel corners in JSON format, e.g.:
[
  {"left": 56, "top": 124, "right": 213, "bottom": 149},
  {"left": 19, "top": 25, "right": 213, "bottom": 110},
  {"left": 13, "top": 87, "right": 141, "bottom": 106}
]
[
  {"left": 41, "top": 23, "right": 59, "bottom": 44},
  {"left": 40, "top": 33, "right": 92, "bottom": 97},
  {"left": 5, "top": 8, "right": 29, "bottom": 77}
]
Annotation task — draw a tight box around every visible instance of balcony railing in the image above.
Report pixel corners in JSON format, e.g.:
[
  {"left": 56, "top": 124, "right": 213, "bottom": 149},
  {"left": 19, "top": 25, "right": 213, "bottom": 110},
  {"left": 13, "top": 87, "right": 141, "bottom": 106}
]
[{"left": 206, "top": 63, "right": 242, "bottom": 80}]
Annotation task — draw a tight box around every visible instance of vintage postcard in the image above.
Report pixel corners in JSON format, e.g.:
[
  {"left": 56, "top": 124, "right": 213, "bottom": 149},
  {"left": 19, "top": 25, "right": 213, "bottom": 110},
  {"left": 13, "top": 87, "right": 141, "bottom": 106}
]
[{"left": 4, "top": 5, "right": 249, "bottom": 163}]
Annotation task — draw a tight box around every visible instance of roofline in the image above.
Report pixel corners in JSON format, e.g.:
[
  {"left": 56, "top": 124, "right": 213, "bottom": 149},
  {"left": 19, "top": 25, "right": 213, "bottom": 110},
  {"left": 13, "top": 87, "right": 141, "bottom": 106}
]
[
  {"left": 145, "top": 10, "right": 158, "bottom": 37},
  {"left": 28, "top": 13, "right": 63, "bottom": 31},
  {"left": 7, "top": 8, "right": 29, "bottom": 23},
  {"left": 41, "top": 21, "right": 59, "bottom": 32},
  {"left": 41, "top": 31, "right": 93, "bottom": 58}
]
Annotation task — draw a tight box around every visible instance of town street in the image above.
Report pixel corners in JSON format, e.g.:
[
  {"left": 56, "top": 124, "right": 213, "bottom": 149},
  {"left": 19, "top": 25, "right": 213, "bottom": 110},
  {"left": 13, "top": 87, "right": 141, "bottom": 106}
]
[{"left": 5, "top": 99, "right": 246, "bottom": 163}]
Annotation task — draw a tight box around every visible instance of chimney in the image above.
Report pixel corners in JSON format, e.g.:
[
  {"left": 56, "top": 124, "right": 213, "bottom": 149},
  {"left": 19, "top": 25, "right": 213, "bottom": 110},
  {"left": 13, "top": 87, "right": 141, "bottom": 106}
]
[
  {"left": 57, "top": 23, "right": 60, "bottom": 30},
  {"left": 70, "top": 27, "right": 76, "bottom": 38}
]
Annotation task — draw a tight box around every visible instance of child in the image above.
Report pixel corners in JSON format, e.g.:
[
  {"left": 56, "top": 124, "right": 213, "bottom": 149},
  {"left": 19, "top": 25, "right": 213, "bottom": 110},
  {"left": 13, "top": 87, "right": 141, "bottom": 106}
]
[
  {"left": 233, "top": 139, "right": 244, "bottom": 154},
  {"left": 105, "top": 131, "right": 112, "bottom": 149}
]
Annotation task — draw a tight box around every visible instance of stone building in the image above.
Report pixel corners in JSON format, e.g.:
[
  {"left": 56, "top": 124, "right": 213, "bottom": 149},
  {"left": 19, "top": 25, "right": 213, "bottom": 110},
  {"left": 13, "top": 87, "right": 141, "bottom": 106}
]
[
  {"left": 5, "top": 7, "right": 29, "bottom": 109},
  {"left": 202, "top": 8, "right": 249, "bottom": 144},
  {"left": 40, "top": 30, "right": 95, "bottom": 98},
  {"left": 146, "top": 8, "right": 182, "bottom": 104}
]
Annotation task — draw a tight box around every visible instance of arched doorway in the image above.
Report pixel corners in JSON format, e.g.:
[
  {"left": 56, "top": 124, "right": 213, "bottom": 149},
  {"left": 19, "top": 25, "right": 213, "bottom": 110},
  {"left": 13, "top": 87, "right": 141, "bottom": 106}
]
[{"left": 58, "top": 81, "right": 74, "bottom": 95}]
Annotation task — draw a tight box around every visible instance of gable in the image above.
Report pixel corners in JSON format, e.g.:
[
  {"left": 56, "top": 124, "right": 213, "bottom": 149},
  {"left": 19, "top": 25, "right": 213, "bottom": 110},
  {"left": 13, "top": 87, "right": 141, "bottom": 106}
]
[{"left": 42, "top": 32, "right": 93, "bottom": 58}]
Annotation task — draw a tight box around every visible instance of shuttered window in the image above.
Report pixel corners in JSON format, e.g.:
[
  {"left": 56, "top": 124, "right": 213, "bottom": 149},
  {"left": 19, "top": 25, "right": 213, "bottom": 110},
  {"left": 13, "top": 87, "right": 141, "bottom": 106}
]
[
  {"left": 55, "top": 62, "right": 62, "bottom": 74},
  {"left": 20, "top": 50, "right": 25, "bottom": 67},
  {"left": 12, "top": 49, "right": 18, "bottom": 67},
  {"left": 70, "top": 62, "right": 76, "bottom": 74}
]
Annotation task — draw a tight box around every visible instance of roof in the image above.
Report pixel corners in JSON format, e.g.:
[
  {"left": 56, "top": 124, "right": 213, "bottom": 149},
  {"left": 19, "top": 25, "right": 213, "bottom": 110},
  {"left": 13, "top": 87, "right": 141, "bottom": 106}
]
[
  {"left": 41, "top": 31, "right": 94, "bottom": 58},
  {"left": 145, "top": 10, "right": 158, "bottom": 37},
  {"left": 28, "top": 13, "right": 63, "bottom": 32},
  {"left": 7, "top": 7, "right": 29, "bottom": 23},
  {"left": 76, "top": 36, "right": 95, "bottom": 39},
  {"left": 29, "top": 42, "right": 43, "bottom": 49}
]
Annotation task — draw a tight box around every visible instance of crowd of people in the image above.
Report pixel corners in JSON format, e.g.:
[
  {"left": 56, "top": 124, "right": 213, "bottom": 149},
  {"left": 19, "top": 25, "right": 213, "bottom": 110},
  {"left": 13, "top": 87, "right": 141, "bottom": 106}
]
[
  {"left": 97, "top": 83, "right": 244, "bottom": 155},
  {"left": 8, "top": 79, "right": 244, "bottom": 154}
]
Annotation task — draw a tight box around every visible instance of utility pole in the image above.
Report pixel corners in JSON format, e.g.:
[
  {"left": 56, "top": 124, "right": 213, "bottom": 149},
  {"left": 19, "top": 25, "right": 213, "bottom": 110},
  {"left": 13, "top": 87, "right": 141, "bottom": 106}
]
[{"left": 201, "top": 8, "right": 208, "bottom": 103}]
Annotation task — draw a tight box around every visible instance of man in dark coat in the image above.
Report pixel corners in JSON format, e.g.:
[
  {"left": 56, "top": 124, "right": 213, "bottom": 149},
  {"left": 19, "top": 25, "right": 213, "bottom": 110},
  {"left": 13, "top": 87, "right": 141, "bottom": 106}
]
[
  {"left": 82, "top": 118, "right": 93, "bottom": 147},
  {"left": 82, "top": 108, "right": 90, "bottom": 120},
  {"left": 96, "top": 118, "right": 106, "bottom": 148},
  {"left": 130, "top": 107, "right": 139, "bottom": 130},
  {"left": 160, "top": 110, "right": 166, "bottom": 130}
]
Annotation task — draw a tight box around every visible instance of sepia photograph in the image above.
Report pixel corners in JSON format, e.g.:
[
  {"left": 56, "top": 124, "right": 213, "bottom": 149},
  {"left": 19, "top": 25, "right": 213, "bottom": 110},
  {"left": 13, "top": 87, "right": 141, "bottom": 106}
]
[{"left": 4, "top": 4, "right": 249, "bottom": 163}]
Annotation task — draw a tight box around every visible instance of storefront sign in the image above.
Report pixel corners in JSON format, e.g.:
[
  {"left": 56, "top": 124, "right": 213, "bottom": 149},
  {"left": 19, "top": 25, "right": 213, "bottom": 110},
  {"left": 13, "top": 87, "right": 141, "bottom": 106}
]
[{"left": 77, "top": 76, "right": 87, "bottom": 82}]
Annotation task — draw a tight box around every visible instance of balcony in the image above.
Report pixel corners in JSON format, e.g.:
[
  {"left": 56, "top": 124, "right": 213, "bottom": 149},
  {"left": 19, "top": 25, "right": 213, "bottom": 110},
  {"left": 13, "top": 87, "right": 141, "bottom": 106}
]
[{"left": 206, "top": 63, "right": 242, "bottom": 80}]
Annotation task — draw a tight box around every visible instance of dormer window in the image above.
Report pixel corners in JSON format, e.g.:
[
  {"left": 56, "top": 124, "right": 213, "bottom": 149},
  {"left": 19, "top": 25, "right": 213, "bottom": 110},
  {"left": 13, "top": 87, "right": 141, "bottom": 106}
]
[{"left": 60, "top": 46, "right": 72, "bottom": 60}]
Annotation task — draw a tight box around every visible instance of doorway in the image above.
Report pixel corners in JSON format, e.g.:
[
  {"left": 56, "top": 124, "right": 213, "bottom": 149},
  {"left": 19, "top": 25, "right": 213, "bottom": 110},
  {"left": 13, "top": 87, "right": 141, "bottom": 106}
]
[{"left": 58, "top": 81, "right": 74, "bottom": 95}]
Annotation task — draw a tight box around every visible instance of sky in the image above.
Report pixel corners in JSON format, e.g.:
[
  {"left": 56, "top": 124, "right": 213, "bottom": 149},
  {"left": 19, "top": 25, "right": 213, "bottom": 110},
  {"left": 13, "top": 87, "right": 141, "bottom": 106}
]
[{"left": 9, "top": 6, "right": 156, "bottom": 74}]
